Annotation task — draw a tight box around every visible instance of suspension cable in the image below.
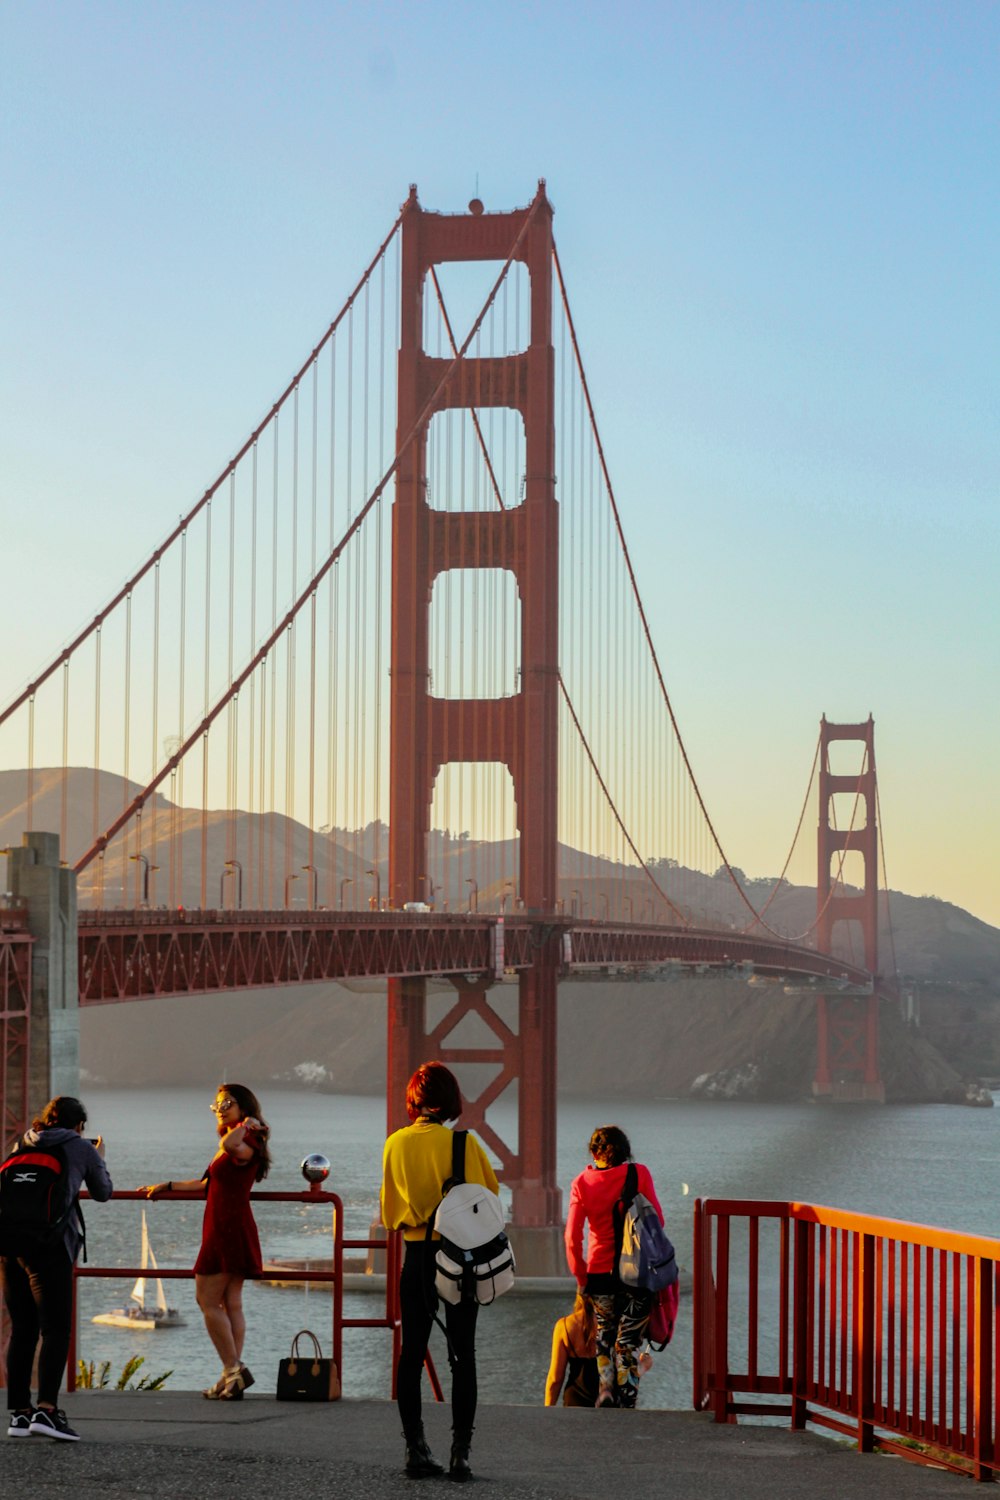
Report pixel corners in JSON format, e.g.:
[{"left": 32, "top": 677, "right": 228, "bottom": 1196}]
[
  {"left": 0, "top": 210, "right": 406, "bottom": 730},
  {"left": 552, "top": 238, "right": 838, "bottom": 940},
  {"left": 73, "top": 199, "right": 541, "bottom": 876}
]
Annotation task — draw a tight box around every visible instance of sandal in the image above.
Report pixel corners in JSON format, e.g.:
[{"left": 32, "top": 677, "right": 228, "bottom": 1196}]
[
  {"left": 216, "top": 1364, "right": 249, "bottom": 1401},
  {"left": 202, "top": 1372, "right": 228, "bottom": 1400}
]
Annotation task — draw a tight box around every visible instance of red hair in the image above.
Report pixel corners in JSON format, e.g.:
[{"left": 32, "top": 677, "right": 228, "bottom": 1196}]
[{"left": 405, "top": 1061, "right": 462, "bottom": 1123}]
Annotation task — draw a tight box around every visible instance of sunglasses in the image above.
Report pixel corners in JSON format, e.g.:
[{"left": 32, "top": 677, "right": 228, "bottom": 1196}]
[{"left": 210, "top": 1097, "right": 237, "bottom": 1115}]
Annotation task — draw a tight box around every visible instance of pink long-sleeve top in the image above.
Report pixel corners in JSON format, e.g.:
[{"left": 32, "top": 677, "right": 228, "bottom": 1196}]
[{"left": 564, "top": 1161, "right": 664, "bottom": 1286}]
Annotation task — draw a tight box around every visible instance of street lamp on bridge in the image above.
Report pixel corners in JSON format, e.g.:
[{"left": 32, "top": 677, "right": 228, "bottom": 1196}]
[
  {"left": 500, "top": 879, "right": 514, "bottom": 913},
  {"left": 224, "top": 858, "right": 243, "bottom": 910},
  {"left": 130, "top": 853, "right": 158, "bottom": 906},
  {"left": 366, "top": 867, "right": 381, "bottom": 910},
  {"left": 284, "top": 872, "right": 300, "bottom": 907},
  {"left": 302, "top": 864, "right": 318, "bottom": 909},
  {"left": 465, "top": 877, "right": 478, "bottom": 912},
  {"left": 571, "top": 888, "right": 581, "bottom": 917},
  {"left": 339, "top": 876, "right": 353, "bottom": 911}
]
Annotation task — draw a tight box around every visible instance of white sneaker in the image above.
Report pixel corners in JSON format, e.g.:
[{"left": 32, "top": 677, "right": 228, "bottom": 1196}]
[{"left": 29, "top": 1407, "right": 80, "bottom": 1441}]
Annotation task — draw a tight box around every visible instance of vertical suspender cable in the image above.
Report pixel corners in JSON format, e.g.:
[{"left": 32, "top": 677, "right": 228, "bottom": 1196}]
[
  {"left": 123, "top": 592, "right": 132, "bottom": 902},
  {"left": 60, "top": 665, "right": 69, "bottom": 857},
  {"left": 93, "top": 627, "right": 101, "bottom": 873},
  {"left": 327, "top": 333, "right": 338, "bottom": 906},
  {"left": 361, "top": 280, "right": 371, "bottom": 881},
  {"left": 150, "top": 560, "right": 161, "bottom": 898},
  {"left": 247, "top": 442, "right": 258, "bottom": 907},
  {"left": 201, "top": 500, "right": 212, "bottom": 908},
  {"left": 227, "top": 472, "right": 236, "bottom": 877},
  {"left": 26, "top": 696, "right": 34, "bottom": 835},
  {"left": 307, "top": 361, "right": 319, "bottom": 895},
  {"left": 269, "top": 417, "right": 279, "bottom": 907}
]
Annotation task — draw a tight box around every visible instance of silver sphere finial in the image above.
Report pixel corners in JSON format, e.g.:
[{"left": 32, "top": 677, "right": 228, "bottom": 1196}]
[{"left": 301, "top": 1153, "right": 331, "bottom": 1184}]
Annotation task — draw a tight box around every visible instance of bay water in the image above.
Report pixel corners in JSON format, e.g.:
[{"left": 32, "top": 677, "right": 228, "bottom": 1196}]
[{"left": 75, "top": 1088, "right": 1000, "bottom": 1410}]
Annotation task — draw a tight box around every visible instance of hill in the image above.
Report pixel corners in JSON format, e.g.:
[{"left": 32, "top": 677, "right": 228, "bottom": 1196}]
[{"left": 4, "top": 767, "right": 997, "bottom": 1102}]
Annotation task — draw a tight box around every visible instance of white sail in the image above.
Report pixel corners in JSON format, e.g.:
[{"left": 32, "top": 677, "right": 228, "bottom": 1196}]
[
  {"left": 93, "top": 1208, "right": 185, "bottom": 1329},
  {"left": 129, "top": 1210, "right": 151, "bottom": 1307},
  {"left": 147, "top": 1241, "right": 169, "bottom": 1314}
]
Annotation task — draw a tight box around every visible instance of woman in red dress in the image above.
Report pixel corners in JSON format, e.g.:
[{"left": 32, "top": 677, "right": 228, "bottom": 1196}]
[{"left": 141, "top": 1083, "right": 270, "bottom": 1399}]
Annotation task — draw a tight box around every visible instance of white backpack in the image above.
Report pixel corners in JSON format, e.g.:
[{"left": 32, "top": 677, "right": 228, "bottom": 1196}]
[{"left": 430, "top": 1130, "right": 515, "bottom": 1305}]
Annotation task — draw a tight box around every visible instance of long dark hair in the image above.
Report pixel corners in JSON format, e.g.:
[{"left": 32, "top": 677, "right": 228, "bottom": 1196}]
[
  {"left": 32, "top": 1096, "right": 87, "bottom": 1132},
  {"left": 219, "top": 1082, "right": 271, "bottom": 1181}
]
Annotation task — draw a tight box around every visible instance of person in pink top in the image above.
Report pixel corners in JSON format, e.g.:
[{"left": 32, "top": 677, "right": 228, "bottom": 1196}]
[{"left": 564, "top": 1124, "right": 665, "bottom": 1408}]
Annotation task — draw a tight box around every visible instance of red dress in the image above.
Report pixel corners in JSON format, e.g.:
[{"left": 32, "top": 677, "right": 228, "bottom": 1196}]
[{"left": 193, "top": 1143, "right": 263, "bottom": 1276}]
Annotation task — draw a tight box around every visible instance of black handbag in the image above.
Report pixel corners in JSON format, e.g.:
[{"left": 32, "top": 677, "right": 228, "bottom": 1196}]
[{"left": 276, "top": 1328, "right": 341, "bottom": 1401}]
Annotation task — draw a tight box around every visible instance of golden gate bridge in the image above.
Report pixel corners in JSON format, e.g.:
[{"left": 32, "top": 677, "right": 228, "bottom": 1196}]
[{"left": 0, "top": 183, "right": 894, "bottom": 1265}]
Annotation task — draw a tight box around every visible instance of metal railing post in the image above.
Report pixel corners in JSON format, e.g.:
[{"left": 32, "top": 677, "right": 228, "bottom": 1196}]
[
  {"left": 790, "top": 1216, "right": 810, "bottom": 1430},
  {"left": 973, "top": 1256, "right": 995, "bottom": 1481},
  {"left": 856, "top": 1230, "right": 875, "bottom": 1453},
  {"left": 712, "top": 1210, "right": 733, "bottom": 1423}
]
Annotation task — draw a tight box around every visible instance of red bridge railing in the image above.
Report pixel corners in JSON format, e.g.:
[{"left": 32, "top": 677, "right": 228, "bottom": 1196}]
[
  {"left": 68, "top": 1188, "right": 412, "bottom": 1395},
  {"left": 694, "top": 1197, "right": 1000, "bottom": 1480}
]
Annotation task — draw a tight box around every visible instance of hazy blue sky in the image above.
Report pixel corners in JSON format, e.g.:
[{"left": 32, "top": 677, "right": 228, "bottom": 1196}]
[{"left": 2, "top": 1, "right": 997, "bottom": 923}]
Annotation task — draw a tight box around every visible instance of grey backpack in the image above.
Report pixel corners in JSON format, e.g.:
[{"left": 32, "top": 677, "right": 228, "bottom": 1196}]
[{"left": 615, "top": 1163, "right": 677, "bottom": 1293}]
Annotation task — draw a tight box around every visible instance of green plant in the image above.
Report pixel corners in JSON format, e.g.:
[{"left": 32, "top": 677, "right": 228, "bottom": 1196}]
[
  {"left": 77, "top": 1356, "right": 172, "bottom": 1391},
  {"left": 76, "top": 1359, "right": 111, "bottom": 1389}
]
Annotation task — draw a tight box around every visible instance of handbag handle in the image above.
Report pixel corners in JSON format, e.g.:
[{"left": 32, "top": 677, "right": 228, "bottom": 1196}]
[{"left": 289, "top": 1328, "right": 324, "bottom": 1361}]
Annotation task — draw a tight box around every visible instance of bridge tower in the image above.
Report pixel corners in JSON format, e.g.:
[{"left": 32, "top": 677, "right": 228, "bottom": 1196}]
[
  {"left": 386, "top": 184, "right": 563, "bottom": 1267},
  {"left": 813, "top": 716, "right": 884, "bottom": 1102}
]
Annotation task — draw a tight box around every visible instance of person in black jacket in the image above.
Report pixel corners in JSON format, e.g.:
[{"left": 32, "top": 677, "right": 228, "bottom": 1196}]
[{"left": 0, "top": 1095, "right": 112, "bottom": 1441}]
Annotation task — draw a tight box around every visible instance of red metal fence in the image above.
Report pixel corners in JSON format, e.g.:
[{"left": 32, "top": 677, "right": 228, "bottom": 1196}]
[
  {"left": 694, "top": 1197, "right": 1000, "bottom": 1480},
  {"left": 66, "top": 1187, "right": 411, "bottom": 1395}
]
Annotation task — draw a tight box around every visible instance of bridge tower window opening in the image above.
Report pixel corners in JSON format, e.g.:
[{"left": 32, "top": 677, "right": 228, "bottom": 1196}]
[
  {"left": 428, "top": 763, "right": 518, "bottom": 914},
  {"left": 423, "top": 259, "right": 530, "bottom": 360},
  {"left": 429, "top": 567, "right": 520, "bottom": 703},
  {"left": 828, "top": 790, "right": 868, "bottom": 832}
]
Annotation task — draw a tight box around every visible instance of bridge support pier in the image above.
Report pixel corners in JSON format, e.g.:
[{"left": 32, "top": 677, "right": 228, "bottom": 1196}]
[
  {"left": 814, "top": 993, "right": 884, "bottom": 1103},
  {"left": 7, "top": 832, "right": 79, "bottom": 1111},
  {"left": 385, "top": 938, "right": 564, "bottom": 1276}
]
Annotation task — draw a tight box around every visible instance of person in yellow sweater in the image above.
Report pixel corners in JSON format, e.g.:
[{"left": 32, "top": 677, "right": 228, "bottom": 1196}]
[
  {"left": 545, "top": 1292, "right": 598, "bottom": 1406},
  {"left": 381, "top": 1060, "right": 498, "bottom": 1483}
]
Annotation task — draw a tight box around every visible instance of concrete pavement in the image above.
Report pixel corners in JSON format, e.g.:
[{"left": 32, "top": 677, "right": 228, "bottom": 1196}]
[{"left": 1, "top": 1394, "right": 974, "bottom": 1500}]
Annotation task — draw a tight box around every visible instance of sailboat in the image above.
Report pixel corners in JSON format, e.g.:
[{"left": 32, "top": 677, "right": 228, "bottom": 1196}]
[{"left": 92, "top": 1211, "right": 185, "bottom": 1330}]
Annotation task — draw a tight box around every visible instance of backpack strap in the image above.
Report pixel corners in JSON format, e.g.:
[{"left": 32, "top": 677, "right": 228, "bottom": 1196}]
[
  {"left": 611, "top": 1163, "right": 639, "bottom": 1283},
  {"left": 448, "top": 1129, "right": 468, "bottom": 1190}
]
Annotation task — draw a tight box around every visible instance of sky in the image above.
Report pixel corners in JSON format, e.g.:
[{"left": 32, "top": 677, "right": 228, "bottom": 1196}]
[{"left": 1, "top": 1, "right": 997, "bottom": 926}]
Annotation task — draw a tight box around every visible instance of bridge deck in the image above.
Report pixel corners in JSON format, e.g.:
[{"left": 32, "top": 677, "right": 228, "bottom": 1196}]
[{"left": 72, "top": 908, "right": 873, "bottom": 1002}]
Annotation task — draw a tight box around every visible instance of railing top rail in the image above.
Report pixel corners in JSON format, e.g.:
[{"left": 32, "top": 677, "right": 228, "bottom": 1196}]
[
  {"left": 81, "top": 1187, "right": 341, "bottom": 1203},
  {"left": 700, "top": 1195, "right": 1000, "bottom": 1260}
]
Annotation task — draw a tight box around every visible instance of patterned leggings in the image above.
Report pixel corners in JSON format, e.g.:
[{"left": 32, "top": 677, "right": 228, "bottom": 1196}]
[{"left": 591, "top": 1288, "right": 653, "bottom": 1408}]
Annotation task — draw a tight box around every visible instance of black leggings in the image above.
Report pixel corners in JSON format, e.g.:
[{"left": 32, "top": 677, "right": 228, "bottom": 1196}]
[
  {"left": 1, "top": 1247, "right": 74, "bottom": 1410},
  {"left": 397, "top": 1239, "right": 478, "bottom": 1434}
]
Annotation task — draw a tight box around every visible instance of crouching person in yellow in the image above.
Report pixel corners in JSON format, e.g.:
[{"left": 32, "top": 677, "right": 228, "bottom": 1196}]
[{"left": 380, "top": 1060, "right": 499, "bottom": 1482}]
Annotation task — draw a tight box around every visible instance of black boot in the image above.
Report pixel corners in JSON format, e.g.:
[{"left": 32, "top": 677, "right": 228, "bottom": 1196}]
[
  {"left": 403, "top": 1424, "right": 445, "bottom": 1479},
  {"left": 449, "top": 1428, "right": 474, "bottom": 1483}
]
